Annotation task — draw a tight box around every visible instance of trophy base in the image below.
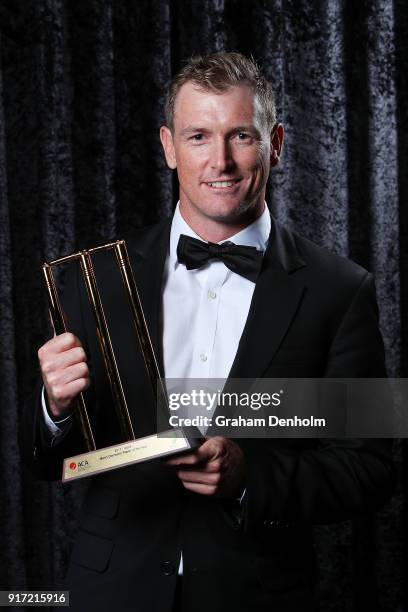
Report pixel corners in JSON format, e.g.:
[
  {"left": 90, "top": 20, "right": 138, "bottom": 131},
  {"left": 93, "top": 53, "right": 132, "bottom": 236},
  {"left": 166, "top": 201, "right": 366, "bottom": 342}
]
[{"left": 62, "top": 429, "right": 192, "bottom": 482}]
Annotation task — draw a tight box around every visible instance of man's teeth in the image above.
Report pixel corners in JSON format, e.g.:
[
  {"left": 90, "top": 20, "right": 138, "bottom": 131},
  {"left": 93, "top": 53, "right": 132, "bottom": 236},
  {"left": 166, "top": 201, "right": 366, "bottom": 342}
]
[{"left": 207, "top": 181, "right": 236, "bottom": 187}]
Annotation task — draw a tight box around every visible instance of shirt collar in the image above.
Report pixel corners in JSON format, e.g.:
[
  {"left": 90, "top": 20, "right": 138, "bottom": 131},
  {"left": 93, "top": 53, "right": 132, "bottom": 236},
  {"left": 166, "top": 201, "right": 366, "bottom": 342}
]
[{"left": 169, "top": 202, "right": 271, "bottom": 268}]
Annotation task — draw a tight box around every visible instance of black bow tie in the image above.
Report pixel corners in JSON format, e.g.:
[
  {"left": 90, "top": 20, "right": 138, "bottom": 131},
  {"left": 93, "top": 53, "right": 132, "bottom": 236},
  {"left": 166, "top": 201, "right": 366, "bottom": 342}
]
[{"left": 177, "top": 234, "right": 263, "bottom": 282}]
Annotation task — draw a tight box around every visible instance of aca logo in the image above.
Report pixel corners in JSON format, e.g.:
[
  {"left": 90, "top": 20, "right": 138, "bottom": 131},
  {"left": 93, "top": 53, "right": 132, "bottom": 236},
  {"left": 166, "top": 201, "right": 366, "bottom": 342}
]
[
  {"left": 78, "top": 460, "right": 89, "bottom": 469},
  {"left": 69, "top": 462, "right": 77, "bottom": 470}
]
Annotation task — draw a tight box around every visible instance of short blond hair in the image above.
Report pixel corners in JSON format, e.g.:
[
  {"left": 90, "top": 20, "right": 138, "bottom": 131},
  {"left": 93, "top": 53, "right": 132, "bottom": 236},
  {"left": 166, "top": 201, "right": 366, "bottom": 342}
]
[{"left": 165, "top": 52, "right": 276, "bottom": 133}]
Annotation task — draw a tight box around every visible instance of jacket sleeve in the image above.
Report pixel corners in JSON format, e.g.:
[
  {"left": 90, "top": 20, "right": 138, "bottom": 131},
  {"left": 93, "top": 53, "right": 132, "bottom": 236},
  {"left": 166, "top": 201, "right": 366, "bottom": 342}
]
[{"left": 241, "top": 273, "right": 395, "bottom": 531}]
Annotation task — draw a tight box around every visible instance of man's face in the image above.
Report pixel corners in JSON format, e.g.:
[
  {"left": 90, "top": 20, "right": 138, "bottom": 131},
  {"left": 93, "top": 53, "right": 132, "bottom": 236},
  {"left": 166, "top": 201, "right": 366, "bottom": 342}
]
[{"left": 160, "top": 82, "right": 281, "bottom": 228}]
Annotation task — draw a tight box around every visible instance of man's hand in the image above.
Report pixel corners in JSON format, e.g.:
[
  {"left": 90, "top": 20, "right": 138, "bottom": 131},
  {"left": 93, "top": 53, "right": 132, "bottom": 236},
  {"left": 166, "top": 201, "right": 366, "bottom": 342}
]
[
  {"left": 38, "top": 332, "right": 90, "bottom": 420},
  {"left": 167, "top": 437, "right": 246, "bottom": 498}
]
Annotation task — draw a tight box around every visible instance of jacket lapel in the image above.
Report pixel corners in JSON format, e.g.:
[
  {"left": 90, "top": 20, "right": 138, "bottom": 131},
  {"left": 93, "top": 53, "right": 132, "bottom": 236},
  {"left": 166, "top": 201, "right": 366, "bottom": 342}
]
[
  {"left": 228, "top": 216, "right": 307, "bottom": 380},
  {"left": 127, "top": 218, "right": 172, "bottom": 378}
]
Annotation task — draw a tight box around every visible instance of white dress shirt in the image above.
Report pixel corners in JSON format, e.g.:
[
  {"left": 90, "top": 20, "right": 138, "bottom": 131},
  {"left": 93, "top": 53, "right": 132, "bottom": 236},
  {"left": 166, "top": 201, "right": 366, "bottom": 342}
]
[{"left": 162, "top": 203, "right": 270, "bottom": 383}]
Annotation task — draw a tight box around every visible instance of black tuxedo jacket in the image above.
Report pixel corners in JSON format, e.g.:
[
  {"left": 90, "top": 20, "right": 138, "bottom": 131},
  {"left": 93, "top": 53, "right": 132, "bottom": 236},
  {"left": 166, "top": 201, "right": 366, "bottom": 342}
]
[{"left": 21, "top": 215, "right": 394, "bottom": 612}]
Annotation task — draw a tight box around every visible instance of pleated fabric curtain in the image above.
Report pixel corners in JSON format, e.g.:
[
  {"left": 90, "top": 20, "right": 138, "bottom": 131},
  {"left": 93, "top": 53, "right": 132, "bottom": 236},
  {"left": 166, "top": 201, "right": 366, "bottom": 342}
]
[{"left": 0, "top": 1, "right": 407, "bottom": 609}]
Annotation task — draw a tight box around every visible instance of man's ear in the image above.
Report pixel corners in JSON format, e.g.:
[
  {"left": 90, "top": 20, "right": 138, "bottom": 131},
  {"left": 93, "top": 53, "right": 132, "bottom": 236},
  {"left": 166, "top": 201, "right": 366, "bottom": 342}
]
[
  {"left": 270, "top": 123, "right": 284, "bottom": 167},
  {"left": 160, "top": 126, "right": 177, "bottom": 169}
]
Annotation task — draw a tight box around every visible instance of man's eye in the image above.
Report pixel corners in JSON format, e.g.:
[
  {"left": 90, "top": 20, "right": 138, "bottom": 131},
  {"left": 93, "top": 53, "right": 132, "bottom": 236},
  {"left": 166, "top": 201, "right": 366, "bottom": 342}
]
[
  {"left": 237, "top": 132, "right": 250, "bottom": 140},
  {"left": 192, "top": 134, "right": 204, "bottom": 141}
]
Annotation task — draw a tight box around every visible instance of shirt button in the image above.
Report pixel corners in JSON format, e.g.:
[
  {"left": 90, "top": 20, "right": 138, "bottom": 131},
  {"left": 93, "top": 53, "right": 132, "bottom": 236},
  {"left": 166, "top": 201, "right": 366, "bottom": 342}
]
[
  {"left": 160, "top": 561, "right": 175, "bottom": 576},
  {"left": 200, "top": 353, "right": 207, "bottom": 362},
  {"left": 208, "top": 289, "right": 217, "bottom": 299}
]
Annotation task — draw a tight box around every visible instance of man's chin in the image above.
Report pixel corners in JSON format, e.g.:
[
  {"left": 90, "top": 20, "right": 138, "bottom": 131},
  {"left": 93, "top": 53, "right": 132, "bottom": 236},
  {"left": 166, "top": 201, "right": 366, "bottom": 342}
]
[
  {"left": 206, "top": 200, "right": 262, "bottom": 225},
  {"left": 180, "top": 196, "right": 264, "bottom": 228}
]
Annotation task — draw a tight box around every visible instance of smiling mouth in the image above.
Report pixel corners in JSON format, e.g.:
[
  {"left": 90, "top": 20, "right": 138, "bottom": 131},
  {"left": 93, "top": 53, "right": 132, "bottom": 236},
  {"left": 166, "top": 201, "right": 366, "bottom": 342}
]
[{"left": 205, "top": 179, "right": 241, "bottom": 188}]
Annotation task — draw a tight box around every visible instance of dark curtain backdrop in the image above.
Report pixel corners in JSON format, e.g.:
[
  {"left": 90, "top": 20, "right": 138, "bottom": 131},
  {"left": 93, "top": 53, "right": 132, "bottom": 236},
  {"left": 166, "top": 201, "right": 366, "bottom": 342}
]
[{"left": 0, "top": 1, "right": 407, "bottom": 610}]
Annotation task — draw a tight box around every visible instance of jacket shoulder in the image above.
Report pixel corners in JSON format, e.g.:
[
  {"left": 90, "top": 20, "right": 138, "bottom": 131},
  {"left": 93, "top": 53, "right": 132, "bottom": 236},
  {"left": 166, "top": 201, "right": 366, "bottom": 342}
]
[
  {"left": 289, "top": 226, "right": 371, "bottom": 288},
  {"left": 123, "top": 217, "right": 172, "bottom": 255}
]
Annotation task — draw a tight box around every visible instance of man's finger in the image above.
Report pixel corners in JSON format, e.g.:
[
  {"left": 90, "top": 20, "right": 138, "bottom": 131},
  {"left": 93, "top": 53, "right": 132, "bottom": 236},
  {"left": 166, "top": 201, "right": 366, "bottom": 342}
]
[
  {"left": 55, "top": 362, "right": 89, "bottom": 386},
  {"left": 172, "top": 458, "right": 222, "bottom": 473},
  {"left": 41, "top": 348, "right": 87, "bottom": 376},
  {"left": 167, "top": 438, "right": 226, "bottom": 466},
  {"left": 166, "top": 451, "right": 201, "bottom": 466},
  {"left": 177, "top": 470, "right": 221, "bottom": 486},
  {"left": 39, "top": 332, "right": 82, "bottom": 359},
  {"left": 50, "top": 378, "right": 89, "bottom": 406},
  {"left": 194, "top": 437, "right": 225, "bottom": 462},
  {"left": 180, "top": 481, "right": 217, "bottom": 496}
]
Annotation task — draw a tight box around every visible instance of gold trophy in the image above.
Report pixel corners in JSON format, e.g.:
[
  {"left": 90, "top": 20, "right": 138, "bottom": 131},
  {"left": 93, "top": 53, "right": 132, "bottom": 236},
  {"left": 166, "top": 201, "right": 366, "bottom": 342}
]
[{"left": 42, "top": 240, "right": 196, "bottom": 482}]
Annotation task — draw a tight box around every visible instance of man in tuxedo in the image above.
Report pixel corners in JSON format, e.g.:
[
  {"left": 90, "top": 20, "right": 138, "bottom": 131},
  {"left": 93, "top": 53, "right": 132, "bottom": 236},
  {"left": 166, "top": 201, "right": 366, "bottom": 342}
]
[{"left": 23, "top": 52, "right": 394, "bottom": 611}]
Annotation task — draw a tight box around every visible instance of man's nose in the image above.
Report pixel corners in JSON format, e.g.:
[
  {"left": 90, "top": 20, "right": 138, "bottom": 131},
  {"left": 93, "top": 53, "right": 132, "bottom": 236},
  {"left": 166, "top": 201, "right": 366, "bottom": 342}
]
[{"left": 210, "top": 139, "right": 234, "bottom": 172}]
